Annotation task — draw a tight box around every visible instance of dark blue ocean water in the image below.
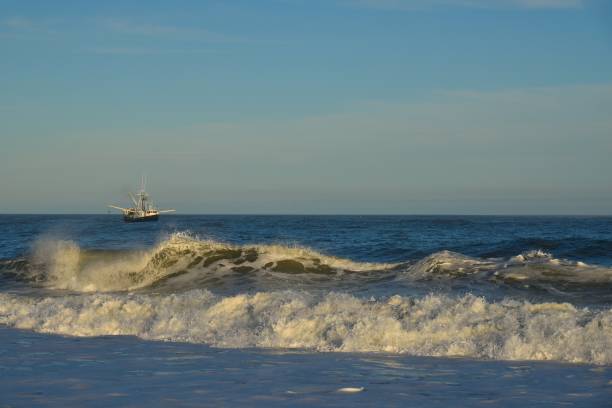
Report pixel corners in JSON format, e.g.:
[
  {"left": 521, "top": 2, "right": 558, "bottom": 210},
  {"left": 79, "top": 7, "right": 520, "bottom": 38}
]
[
  {"left": 0, "top": 215, "right": 611, "bottom": 406},
  {"left": 2, "top": 215, "right": 612, "bottom": 265}
]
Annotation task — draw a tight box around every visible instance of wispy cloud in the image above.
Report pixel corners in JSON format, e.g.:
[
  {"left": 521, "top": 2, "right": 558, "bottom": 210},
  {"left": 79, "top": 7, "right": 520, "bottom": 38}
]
[
  {"left": 2, "top": 16, "right": 36, "bottom": 30},
  {"left": 101, "top": 19, "right": 241, "bottom": 43},
  {"left": 88, "top": 47, "right": 218, "bottom": 55},
  {"left": 0, "top": 16, "right": 60, "bottom": 38},
  {"left": 345, "top": 0, "right": 584, "bottom": 10}
]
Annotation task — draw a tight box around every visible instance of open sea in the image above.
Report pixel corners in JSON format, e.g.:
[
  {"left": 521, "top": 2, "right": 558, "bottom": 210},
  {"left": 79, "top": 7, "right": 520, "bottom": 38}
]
[{"left": 0, "top": 214, "right": 610, "bottom": 407}]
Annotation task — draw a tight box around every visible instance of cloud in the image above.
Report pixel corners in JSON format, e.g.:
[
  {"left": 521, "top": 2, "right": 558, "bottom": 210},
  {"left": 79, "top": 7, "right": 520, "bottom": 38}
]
[
  {"left": 2, "top": 16, "right": 36, "bottom": 30},
  {"left": 88, "top": 47, "right": 217, "bottom": 55},
  {"left": 345, "top": 0, "right": 584, "bottom": 10},
  {"left": 101, "top": 19, "right": 240, "bottom": 43},
  {"left": 0, "top": 16, "right": 60, "bottom": 36}
]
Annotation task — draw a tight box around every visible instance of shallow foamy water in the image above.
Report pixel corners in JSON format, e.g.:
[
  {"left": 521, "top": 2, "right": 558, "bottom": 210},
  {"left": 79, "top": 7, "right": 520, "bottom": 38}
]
[{"left": 1, "top": 327, "right": 610, "bottom": 407}]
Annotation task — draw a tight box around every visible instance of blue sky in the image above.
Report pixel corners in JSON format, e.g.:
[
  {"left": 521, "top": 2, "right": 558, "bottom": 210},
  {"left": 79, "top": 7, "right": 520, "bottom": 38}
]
[{"left": 1, "top": 0, "right": 611, "bottom": 214}]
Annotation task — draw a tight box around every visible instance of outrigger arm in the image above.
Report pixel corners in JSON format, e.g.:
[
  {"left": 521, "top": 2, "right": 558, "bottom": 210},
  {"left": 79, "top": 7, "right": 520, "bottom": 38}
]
[{"left": 128, "top": 192, "right": 139, "bottom": 208}]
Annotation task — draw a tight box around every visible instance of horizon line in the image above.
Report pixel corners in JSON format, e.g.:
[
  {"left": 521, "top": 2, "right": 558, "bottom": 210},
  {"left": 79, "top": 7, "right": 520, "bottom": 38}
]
[{"left": 1, "top": 213, "right": 611, "bottom": 217}]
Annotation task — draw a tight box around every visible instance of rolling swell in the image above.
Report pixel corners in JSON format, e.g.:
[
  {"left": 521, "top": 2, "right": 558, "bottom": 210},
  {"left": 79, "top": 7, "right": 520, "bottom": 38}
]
[{"left": 1, "top": 233, "right": 612, "bottom": 294}]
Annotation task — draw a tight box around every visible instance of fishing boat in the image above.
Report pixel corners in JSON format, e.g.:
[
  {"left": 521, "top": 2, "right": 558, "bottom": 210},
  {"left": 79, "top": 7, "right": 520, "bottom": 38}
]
[{"left": 108, "top": 177, "right": 175, "bottom": 222}]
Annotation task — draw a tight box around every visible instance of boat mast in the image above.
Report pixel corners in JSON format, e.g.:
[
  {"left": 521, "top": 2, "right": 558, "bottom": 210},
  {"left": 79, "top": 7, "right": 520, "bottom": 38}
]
[{"left": 138, "top": 174, "right": 149, "bottom": 213}]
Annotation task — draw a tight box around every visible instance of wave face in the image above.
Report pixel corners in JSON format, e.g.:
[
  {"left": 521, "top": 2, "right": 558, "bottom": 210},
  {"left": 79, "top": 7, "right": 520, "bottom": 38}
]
[
  {"left": 2, "top": 234, "right": 610, "bottom": 297},
  {"left": 407, "top": 249, "right": 612, "bottom": 283},
  {"left": 8, "top": 234, "right": 393, "bottom": 292},
  {"left": 0, "top": 289, "right": 610, "bottom": 365}
]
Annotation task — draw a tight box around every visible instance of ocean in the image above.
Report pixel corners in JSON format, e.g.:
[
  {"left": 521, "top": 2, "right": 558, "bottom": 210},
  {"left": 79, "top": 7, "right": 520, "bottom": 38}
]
[{"left": 0, "top": 214, "right": 610, "bottom": 406}]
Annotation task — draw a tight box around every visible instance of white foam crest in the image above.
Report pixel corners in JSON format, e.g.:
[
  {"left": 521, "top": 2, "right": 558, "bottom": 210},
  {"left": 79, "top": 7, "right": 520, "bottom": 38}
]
[
  {"left": 165, "top": 233, "right": 394, "bottom": 272},
  {"left": 1, "top": 290, "right": 610, "bottom": 365},
  {"left": 31, "top": 238, "right": 82, "bottom": 284},
  {"left": 508, "top": 249, "right": 554, "bottom": 264},
  {"left": 26, "top": 235, "right": 612, "bottom": 291},
  {"left": 401, "top": 249, "right": 612, "bottom": 284},
  {"left": 406, "top": 250, "right": 497, "bottom": 279},
  {"left": 30, "top": 238, "right": 163, "bottom": 292},
  {"left": 499, "top": 250, "right": 612, "bottom": 284},
  {"left": 27, "top": 233, "right": 395, "bottom": 292}
]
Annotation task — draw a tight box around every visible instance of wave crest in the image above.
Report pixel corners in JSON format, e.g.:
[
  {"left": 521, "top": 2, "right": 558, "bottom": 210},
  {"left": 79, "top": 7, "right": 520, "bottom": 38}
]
[
  {"left": 3, "top": 233, "right": 611, "bottom": 292},
  {"left": 24, "top": 233, "right": 393, "bottom": 292},
  {"left": 404, "top": 249, "right": 612, "bottom": 285}
]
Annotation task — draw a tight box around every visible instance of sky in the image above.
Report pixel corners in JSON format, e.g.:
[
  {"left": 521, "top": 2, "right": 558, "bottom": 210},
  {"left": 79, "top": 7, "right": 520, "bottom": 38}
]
[{"left": 1, "top": 0, "right": 611, "bottom": 214}]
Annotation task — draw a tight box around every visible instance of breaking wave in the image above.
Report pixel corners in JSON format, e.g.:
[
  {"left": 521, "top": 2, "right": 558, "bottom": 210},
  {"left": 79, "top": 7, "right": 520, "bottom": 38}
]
[
  {"left": 9, "top": 233, "right": 394, "bottom": 292},
  {"left": 1, "top": 233, "right": 612, "bottom": 293},
  {"left": 407, "top": 249, "right": 612, "bottom": 284},
  {"left": 0, "top": 290, "right": 610, "bottom": 365}
]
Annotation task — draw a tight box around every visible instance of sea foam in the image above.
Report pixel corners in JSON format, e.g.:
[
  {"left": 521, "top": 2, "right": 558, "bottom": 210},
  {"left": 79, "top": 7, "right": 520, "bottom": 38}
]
[{"left": 0, "top": 290, "right": 610, "bottom": 365}]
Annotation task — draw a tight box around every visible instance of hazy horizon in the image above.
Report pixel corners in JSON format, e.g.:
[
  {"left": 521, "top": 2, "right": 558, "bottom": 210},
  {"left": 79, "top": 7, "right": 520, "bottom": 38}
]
[{"left": 2, "top": 212, "right": 612, "bottom": 216}]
